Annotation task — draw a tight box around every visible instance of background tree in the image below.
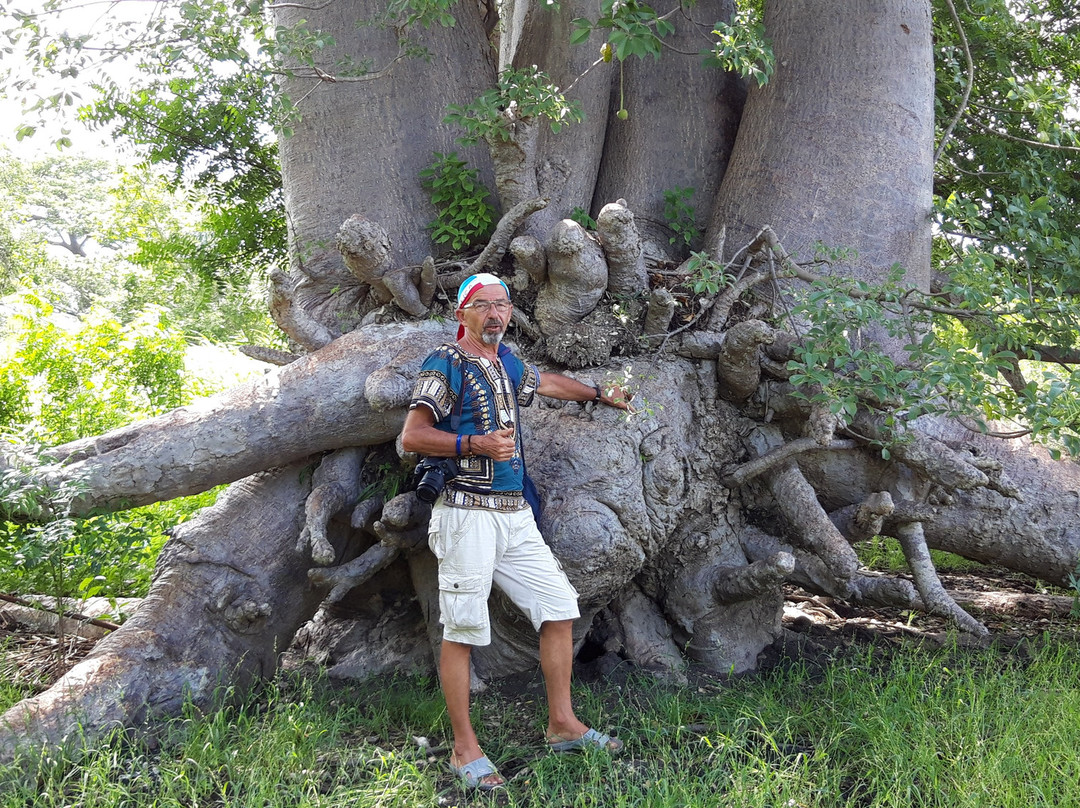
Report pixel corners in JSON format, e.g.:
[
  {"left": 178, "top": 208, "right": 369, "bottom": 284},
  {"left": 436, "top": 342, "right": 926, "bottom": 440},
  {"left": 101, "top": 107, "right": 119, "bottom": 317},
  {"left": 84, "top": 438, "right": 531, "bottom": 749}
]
[{"left": 1, "top": 0, "right": 1079, "bottom": 763}]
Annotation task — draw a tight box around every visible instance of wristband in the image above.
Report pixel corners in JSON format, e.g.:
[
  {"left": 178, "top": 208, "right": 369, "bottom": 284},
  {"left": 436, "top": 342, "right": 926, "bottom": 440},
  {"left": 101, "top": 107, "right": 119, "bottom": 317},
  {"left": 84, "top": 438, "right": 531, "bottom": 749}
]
[
  {"left": 456, "top": 434, "right": 463, "bottom": 456},
  {"left": 592, "top": 385, "right": 602, "bottom": 403},
  {"left": 467, "top": 435, "right": 473, "bottom": 455}
]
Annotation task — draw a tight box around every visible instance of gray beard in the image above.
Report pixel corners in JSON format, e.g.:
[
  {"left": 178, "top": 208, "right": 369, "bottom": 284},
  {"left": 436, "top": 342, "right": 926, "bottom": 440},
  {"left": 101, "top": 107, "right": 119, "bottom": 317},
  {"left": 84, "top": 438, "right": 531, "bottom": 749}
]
[{"left": 481, "top": 329, "right": 504, "bottom": 346}]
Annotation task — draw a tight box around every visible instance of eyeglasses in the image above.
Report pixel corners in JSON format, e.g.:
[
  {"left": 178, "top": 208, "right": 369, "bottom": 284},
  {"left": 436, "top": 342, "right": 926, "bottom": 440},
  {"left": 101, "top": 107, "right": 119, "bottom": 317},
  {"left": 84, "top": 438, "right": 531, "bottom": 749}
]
[{"left": 462, "top": 300, "right": 512, "bottom": 313}]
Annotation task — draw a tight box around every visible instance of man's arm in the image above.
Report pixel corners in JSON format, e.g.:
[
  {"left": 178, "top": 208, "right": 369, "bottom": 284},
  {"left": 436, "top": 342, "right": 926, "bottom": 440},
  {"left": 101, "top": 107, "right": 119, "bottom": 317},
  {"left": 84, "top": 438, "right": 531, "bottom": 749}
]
[
  {"left": 536, "top": 373, "right": 633, "bottom": 411},
  {"left": 401, "top": 406, "right": 516, "bottom": 461}
]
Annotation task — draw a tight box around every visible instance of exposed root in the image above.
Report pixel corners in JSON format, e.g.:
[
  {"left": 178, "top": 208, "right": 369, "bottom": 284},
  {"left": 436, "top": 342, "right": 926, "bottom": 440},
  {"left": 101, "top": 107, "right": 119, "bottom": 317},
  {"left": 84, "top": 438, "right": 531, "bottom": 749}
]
[
  {"left": 893, "top": 520, "right": 989, "bottom": 635},
  {"left": 804, "top": 402, "right": 838, "bottom": 446},
  {"left": 268, "top": 267, "right": 335, "bottom": 351},
  {"left": 418, "top": 256, "right": 437, "bottom": 308},
  {"left": 337, "top": 215, "right": 427, "bottom": 317},
  {"left": 708, "top": 267, "right": 769, "bottom": 331},
  {"left": 849, "top": 411, "right": 992, "bottom": 493},
  {"left": 596, "top": 199, "right": 648, "bottom": 294},
  {"left": 608, "top": 584, "right": 687, "bottom": 682},
  {"left": 510, "top": 235, "right": 546, "bottom": 289},
  {"left": 308, "top": 544, "right": 400, "bottom": 605},
  {"left": 337, "top": 215, "right": 393, "bottom": 286},
  {"left": 381, "top": 268, "right": 428, "bottom": 317},
  {"left": 643, "top": 287, "right": 676, "bottom": 349},
  {"left": 677, "top": 330, "right": 724, "bottom": 359},
  {"left": 829, "top": 491, "right": 895, "bottom": 542},
  {"left": 742, "top": 526, "right": 920, "bottom": 608},
  {"left": 968, "top": 455, "right": 1022, "bottom": 501},
  {"left": 768, "top": 460, "right": 860, "bottom": 583},
  {"left": 239, "top": 345, "right": 300, "bottom": 366},
  {"left": 534, "top": 219, "right": 607, "bottom": 335},
  {"left": 844, "top": 572, "right": 920, "bottom": 608},
  {"left": 351, "top": 495, "right": 384, "bottom": 531},
  {"left": 297, "top": 448, "right": 365, "bottom": 566},
  {"left": 741, "top": 526, "right": 855, "bottom": 598},
  {"left": 466, "top": 197, "right": 549, "bottom": 277},
  {"left": 372, "top": 492, "right": 430, "bottom": 552},
  {"left": 713, "top": 551, "right": 795, "bottom": 602},
  {"left": 0, "top": 462, "right": 324, "bottom": 765},
  {"left": 716, "top": 319, "right": 774, "bottom": 402}
]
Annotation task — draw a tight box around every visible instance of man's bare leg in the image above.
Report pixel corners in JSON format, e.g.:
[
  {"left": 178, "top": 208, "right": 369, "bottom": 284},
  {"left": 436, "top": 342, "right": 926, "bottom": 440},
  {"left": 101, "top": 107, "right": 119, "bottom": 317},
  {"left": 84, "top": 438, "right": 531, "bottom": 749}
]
[
  {"left": 440, "top": 639, "right": 504, "bottom": 787},
  {"left": 538, "top": 619, "right": 591, "bottom": 741}
]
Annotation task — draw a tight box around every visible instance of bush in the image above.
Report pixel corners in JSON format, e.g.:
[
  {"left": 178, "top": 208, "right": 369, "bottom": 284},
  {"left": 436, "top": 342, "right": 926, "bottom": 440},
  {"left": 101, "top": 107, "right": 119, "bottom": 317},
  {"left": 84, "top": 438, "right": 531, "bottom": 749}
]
[{"left": 0, "top": 290, "right": 192, "bottom": 443}]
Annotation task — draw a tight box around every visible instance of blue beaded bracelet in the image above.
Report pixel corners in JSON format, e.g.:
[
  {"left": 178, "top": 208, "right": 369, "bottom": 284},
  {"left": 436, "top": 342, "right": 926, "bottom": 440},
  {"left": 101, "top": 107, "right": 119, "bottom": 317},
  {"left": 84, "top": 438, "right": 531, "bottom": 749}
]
[{"left": 456, "top": 434, "right": 463, "bottom": 456}]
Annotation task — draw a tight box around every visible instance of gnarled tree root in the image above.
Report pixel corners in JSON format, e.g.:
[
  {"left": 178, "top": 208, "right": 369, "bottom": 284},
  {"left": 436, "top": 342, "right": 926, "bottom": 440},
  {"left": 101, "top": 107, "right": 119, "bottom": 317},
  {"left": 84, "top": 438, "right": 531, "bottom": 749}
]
[
  {"left": 534, "top": 219, "right": 607, "bottom": 335},
  {"left": 466, "top": 197, "right": 549, "bottom": 277},
  {"left": 0, "top": 462, "right": 327, "bottom": 766},
  {"left": 716, "top": 320, "right": 774, "bottom": 402},
  {"left": 596, "top": 199, "right": 647, "bottom": 295},
  {"left": 768, "top": 460, "right": 860, "bottom": 587},
  {"left": 297, "top": 448, "right": 365, "bottom": 566},
  {"left": 308, "top": 544, "right": 400, "bottom": 605},
  {"left": 893, "top": 520, "right": 988, "bottom": 635}
]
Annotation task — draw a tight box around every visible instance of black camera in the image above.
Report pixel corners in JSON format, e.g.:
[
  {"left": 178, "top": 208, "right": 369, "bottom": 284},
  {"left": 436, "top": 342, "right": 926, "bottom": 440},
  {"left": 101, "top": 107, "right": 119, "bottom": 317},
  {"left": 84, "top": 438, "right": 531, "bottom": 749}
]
[{"left": 413, "top": 457, "right": 458, "bottom": 504}]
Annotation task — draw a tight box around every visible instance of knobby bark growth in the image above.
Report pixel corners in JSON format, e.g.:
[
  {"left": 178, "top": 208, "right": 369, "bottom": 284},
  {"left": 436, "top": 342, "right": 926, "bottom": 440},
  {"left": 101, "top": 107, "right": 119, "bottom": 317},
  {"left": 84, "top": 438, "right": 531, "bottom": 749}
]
[{"left": 4, "top": 0, "right": 1080, "bottom": 763}]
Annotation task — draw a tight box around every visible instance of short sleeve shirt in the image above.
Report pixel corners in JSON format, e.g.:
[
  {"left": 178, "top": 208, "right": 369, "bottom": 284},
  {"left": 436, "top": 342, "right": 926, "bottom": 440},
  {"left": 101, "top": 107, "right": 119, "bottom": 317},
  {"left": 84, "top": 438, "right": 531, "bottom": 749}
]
[{"left": 410, "top": 343, "right": 539, "bottom": 499}]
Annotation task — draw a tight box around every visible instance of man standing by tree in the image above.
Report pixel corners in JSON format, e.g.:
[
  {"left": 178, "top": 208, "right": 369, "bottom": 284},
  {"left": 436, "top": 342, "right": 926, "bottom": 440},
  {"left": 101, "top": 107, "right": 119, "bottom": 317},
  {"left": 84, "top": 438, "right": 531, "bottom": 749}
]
[{"left": 401, "top": 273, "right": 629, "bottom": 790}]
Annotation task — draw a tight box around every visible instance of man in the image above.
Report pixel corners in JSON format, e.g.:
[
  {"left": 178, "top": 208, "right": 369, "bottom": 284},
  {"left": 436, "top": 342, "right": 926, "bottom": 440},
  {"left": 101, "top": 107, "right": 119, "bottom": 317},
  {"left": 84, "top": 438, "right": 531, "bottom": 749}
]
[{"left": 401, "top": 272, "right": 631, "bottom": 790}]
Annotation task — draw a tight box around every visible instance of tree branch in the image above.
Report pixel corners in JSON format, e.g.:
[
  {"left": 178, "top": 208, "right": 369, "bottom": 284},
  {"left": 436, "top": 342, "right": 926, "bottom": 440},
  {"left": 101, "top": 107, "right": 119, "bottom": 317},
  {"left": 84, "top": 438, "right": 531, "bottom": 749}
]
[
  {"left": 722, "top": 438, "right": 859, "bottom": 488},
  {"left": 934, "top": 0, "right": 974, "bottom": 165}
]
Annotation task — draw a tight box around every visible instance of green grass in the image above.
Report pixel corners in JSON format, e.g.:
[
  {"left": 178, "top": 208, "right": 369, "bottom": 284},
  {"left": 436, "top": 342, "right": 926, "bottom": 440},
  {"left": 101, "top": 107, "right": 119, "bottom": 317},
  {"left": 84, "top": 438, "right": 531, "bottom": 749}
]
[
  {"left": 855, "top": 535, "right": 983, "bottom": 574},
  {"left": 3, "top": 636, "right": 1080, "bottom": 806}
]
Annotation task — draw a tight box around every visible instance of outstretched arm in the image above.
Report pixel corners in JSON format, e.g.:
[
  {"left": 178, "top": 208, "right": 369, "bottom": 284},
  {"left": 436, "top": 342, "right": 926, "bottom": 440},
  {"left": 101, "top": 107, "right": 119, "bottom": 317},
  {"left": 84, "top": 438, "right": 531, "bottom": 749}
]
[{"left": 537, "top": 373, "right": 633, "bottom": 411}]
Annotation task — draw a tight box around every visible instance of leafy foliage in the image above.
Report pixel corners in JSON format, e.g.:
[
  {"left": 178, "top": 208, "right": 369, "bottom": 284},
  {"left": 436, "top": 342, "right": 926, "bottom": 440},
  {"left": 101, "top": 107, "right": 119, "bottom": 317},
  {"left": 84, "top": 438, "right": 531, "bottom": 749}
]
[
  {"left": 445, "top": 66, "right": 584, "bottom": 144},
  {"left": 570, "top": 0, "right": 675, "bottom": 62},
  {"left": 0, "top": 154, "right": 117, "bottom": 257},
  {"left": 0, "top": 151, "right": 275, "bottom": 342},
  {"left": 419, "top": 152, "right": 495, "bottom": 253},
  {"left": 0, "top": 434, "right": 218, "bottom": 602},
  {"left": 3, "top": 1, "right": 285, "bottom": 282},
  {"left": 662, "top": 186, "right": 700, "bottom": 250},
  {"left": 685, "top": 251, "right": 732, "bottom": 295},
  {"left": 708, "top": 5, "right": 775, "bottom": 87},
  {"left": 0, "top": 291, "right": 192, "bottom": 444},
  {"left": 570, "top": 206, "right": 598, "bottom": 230}
]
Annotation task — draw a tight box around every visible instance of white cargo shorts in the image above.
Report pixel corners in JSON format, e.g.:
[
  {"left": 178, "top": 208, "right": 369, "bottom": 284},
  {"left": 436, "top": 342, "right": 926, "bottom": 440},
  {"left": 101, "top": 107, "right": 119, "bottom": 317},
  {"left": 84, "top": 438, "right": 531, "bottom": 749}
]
[{"left": 428, "top": 499, "right": 580, "bottom": 646}]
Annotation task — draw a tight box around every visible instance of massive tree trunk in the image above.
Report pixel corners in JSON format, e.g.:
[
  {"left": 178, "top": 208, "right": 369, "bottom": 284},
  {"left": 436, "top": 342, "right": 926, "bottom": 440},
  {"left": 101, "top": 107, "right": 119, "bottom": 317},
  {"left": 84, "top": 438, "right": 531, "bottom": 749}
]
[{"left": 4, "top": 0, "right": 1079, "bottom": 763}]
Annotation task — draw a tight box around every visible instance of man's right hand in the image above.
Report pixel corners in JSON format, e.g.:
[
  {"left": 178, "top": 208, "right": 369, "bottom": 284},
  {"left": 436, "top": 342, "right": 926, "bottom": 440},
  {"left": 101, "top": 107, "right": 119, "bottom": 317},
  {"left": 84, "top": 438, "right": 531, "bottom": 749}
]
[{"left": 473, "top": 427, "right": 515, "bottom": 461}]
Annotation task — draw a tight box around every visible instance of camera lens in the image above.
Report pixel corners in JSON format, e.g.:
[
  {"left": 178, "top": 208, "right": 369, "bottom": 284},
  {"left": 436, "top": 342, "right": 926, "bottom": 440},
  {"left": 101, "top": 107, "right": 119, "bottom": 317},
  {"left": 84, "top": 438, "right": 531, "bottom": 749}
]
[{"left": 416, "top": 478, "right": 440, "bottom": 503}]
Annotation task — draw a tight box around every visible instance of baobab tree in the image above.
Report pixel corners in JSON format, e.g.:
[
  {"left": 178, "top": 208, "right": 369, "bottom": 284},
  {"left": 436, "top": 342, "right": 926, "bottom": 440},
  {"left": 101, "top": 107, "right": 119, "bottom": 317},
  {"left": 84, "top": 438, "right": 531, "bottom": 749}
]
[{"left": 2, "top": 0, "right": 1079, "bottom": 762}]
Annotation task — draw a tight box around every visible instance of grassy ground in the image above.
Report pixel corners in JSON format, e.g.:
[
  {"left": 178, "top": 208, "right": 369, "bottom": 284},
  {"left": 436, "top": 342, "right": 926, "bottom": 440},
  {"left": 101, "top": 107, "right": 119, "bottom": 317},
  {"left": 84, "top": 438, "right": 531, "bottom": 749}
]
[{"left": 3, "top": 628, "right": 1080, "bottom": 807}]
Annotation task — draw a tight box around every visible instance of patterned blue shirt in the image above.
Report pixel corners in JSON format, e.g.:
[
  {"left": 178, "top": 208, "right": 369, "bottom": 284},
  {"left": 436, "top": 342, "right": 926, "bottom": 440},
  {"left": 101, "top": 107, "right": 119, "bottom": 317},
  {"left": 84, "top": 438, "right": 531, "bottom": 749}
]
[{"left": 410, "top": 343, "right": 539, "bottom": 504}]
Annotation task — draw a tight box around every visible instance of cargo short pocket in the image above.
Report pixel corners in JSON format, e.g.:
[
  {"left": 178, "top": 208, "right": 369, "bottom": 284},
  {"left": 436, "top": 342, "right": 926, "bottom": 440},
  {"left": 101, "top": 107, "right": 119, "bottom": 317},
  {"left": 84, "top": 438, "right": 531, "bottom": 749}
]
[{"left": 437, "top": 571, "right": 488, "bottom": 632}]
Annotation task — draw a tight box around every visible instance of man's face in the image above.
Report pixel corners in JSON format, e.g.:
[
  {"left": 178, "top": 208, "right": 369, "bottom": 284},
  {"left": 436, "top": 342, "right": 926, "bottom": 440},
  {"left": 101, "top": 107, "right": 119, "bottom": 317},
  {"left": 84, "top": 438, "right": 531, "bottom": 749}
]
[{"left": 457, "top": 285, "right": 512, "bottom": 346}]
